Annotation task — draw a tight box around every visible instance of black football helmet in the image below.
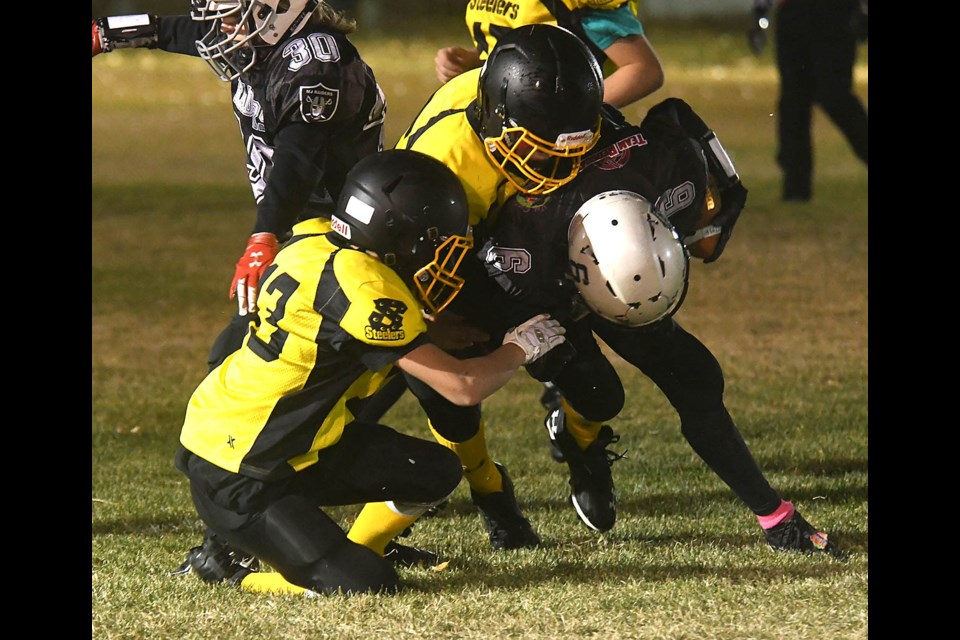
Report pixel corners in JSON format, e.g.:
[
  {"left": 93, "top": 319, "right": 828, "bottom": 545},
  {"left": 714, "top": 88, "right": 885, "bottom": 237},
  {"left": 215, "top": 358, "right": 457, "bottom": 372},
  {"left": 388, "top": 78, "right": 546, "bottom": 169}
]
[
  {"left": 476, "top": 24, "right": 603, "bottom": 195},
  {"left": 190, "top": 1, "right": 320, "bottom": 81},
  {"left": 331, "top": 149, "right": 474, "bottom": 314}
]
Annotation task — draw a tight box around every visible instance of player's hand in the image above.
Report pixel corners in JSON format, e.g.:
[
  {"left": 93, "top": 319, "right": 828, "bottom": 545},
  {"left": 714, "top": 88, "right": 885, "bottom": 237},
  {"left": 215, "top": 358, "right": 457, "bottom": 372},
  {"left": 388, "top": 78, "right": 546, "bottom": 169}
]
[
  {"left": 93, "top": 20, "right": 103, "bottom": 57},
  {"left": 502, "top": 313, "right": 567, "bottom": 364},
  {"left": 435, "top": 46, "right": 481, "bottom": 84},
  {"left": 230, "top": 232, "right": 279, "bottom": 316}
]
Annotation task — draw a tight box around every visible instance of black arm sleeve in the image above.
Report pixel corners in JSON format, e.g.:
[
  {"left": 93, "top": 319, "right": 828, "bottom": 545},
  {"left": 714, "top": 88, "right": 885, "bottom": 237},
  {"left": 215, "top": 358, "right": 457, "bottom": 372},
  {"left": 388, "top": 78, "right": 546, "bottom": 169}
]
[
  {"left": 154, "top": 15, "right": 205, "bottom": 57},
  {"left": 252, "top": 122, "right": 333, "bottom": 236}
]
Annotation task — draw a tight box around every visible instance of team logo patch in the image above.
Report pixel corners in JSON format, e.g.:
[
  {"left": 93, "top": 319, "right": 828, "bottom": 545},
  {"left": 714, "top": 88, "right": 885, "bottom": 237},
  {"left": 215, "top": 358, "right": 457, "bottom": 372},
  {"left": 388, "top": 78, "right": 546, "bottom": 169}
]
[
  {"left": 300, "top": 82, "right": 339, "bottom": 123},
  {"left": 365, "top": 298, "right": 407, "bottom": 341},
  {"left": 512, "top": 193, "right": 551, "bottom": 210},
  {"left": 584, "top": 133, "right": 649, "bottom": 171}
]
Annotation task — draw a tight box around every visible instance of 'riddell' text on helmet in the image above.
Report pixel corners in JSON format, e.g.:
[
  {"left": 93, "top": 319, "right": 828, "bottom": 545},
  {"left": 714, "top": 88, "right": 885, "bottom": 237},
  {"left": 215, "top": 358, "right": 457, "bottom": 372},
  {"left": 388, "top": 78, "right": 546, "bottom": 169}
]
[
  {"left": 331, "top": 150, "right": 474, "bottom": 315},
  {"left": 476, "top": 24, "right": 603, "bottom": 195},
  {"left": 568, "top": 190, "right": 689, "bottom": 327},
  {"left": 191, "top": 1, "right": 320, "bottom": 81}
]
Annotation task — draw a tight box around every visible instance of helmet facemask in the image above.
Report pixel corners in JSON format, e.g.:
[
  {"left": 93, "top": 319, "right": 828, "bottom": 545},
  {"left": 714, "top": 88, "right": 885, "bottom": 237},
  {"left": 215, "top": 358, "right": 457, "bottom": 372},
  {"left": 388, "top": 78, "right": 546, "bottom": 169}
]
[
  {"left": 484, "top": 120, "right": 600, "bottom": 195},
  {"left": 191, "top": 1, "right": 319, "bottom": 81},
  {"left": 394, "top": 228, "right": 474, "bottom": 315}
]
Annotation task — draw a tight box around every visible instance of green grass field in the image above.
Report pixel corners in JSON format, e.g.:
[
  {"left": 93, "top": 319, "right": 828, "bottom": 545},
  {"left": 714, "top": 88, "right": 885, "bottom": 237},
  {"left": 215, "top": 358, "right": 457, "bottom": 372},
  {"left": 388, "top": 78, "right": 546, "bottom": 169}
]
[{"left": 92, "top": 18, "right": 868, "bottom": 640}]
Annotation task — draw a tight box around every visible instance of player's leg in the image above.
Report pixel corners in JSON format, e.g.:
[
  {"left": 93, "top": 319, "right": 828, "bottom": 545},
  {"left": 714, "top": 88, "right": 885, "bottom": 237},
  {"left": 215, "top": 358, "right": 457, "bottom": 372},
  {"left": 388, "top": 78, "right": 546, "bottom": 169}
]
[
  {"left": 404, "top": 372, "right": 541, "bottom": 550},
  {"left": 594, "top": 317, "right": 846, "bottom": 557},
  {"left": 175, "top": 422, "right": 465, "bottom": 595},
  {"left": 773, "top": 0, "right": 816, "bottom": 201},
  {"left": 304, "top": 421, "right": 463, "bottom": 556},
  {"left": 544, "top": 319, "right": 626, "bottom": 533},
  {"left": 174, "top": 447, "right": 400, "bottom": 596},
  {"left": 809, "top": 0, "right": 868, "bottom": 166}
]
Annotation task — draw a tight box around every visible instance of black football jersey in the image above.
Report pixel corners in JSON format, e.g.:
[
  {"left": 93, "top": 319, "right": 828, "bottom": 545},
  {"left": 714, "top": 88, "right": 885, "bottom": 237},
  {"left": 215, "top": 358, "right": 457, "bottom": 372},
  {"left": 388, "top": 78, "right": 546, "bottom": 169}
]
[
  {"left": 155, "top": 16, "right": 385, "bottom": 233},
  {"left": 477, "top": 99, "right": 710, "bottom": 322}
]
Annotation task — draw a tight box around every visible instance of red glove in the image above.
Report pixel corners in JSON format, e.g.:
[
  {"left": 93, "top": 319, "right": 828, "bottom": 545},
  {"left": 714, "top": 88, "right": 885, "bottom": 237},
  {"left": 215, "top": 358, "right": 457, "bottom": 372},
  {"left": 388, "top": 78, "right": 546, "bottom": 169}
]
[
  {"left": 230, "top": 233, "right": 280, "bottom": 316},
  {"left": 92, "top": 21, "right": 103, "bottom": 57}
]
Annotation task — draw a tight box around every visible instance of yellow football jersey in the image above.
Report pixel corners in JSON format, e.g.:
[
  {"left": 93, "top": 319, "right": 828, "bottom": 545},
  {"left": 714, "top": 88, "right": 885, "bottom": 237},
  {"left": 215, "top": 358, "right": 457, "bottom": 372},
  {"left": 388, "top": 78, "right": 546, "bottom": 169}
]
[
  {"left": 179, "top": 218, "right": 429, "bottom": 480},
  {"left": 395, "top": 68, "right": 515, "bottom": 226},
  {"left": 464, "top": 0, "right": 631, "bottom": 60}
]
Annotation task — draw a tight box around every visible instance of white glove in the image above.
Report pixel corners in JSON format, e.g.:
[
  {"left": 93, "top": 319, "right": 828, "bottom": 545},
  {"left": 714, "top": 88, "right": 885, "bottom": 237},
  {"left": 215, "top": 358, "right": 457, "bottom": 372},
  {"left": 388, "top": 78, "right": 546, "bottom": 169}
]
[{"left": 502, "top": 313, "right": 567, "bottom": 364}]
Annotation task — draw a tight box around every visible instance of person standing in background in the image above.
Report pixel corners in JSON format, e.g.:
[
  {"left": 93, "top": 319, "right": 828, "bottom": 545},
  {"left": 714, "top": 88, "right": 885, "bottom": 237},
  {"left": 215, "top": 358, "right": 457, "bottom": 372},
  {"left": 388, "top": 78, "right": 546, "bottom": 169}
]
[{"left": 749, "top": 0, "right": 868, "bottom": 202}]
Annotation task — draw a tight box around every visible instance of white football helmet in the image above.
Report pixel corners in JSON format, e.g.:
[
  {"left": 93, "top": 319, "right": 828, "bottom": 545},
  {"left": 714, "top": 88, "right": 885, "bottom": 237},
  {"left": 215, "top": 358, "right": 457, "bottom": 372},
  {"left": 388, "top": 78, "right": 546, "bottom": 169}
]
[
  {"left": 191, "top": 1, "right": 320, "bottom": 81},
  {"left": 567, "top": 190, "right": 689, "bottom": 327}
]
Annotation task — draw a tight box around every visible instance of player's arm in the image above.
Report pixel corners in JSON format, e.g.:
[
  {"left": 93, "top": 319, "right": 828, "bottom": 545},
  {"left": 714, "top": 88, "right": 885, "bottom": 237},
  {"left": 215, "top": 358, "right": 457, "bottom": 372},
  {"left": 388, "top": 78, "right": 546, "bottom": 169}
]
[
  {"left": 581, "top": 4, "right": 664, "bottom": 108},
  {"left": 434, "top": 46, "right": 482, "bottom": 84},
  {"left": 231, "top": 121, "right": 333, "bottom": 315},
  {"left": 601, "top": 34, "right": 664, "bottom": 108},
  {"left": 644, "top": 97, "right": 747, "bottom": 263},
  {"left": 396, "top": 314, "right": 565, "bottom": 406},
  {"left": 92, "top": 14, "right": 205, "bottom": 57}
]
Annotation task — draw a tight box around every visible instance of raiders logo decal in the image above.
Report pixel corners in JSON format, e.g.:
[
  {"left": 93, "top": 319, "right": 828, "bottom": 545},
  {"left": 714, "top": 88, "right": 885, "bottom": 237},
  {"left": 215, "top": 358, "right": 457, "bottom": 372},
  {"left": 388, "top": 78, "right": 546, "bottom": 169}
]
[{"left": 300, "top": 82, "right": 339, "bottom": 123}]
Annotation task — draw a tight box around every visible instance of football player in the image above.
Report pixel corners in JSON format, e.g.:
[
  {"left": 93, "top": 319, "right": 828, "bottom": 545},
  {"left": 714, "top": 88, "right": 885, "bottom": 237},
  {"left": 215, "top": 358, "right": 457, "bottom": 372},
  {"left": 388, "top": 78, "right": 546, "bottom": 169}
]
[
  {"left": 434, "top": 0, "right": 663, "bottom": 108},
  {"left": 92, "top": 1, "right": 387, "bottom": 370},
  {"left": 476, "top": 97, "right": 846, "bottom": 558},
  {"left": 172, "top": 149, "right": 568, "bottom": 596},
  {"left": 393, "top": 23, "right": 603, "bottom": 550}
]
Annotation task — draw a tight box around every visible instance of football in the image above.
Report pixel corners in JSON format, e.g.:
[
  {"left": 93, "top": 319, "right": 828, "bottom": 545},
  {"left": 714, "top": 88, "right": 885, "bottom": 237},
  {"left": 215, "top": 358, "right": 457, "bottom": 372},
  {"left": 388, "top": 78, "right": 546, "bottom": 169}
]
[{"left": 683, "top": 182, "right": 722, "bottom": 260}]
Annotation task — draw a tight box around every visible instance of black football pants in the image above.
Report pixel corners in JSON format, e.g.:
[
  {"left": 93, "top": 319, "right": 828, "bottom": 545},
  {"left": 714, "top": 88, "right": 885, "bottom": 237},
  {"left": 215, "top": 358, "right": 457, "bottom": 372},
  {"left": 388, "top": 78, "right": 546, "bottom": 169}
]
[
  {"left": 587, "top": 316, "right": 782, "bottom": 515},
  {"left": 174, "top": 421, "right": 462, "bottom": 594}
]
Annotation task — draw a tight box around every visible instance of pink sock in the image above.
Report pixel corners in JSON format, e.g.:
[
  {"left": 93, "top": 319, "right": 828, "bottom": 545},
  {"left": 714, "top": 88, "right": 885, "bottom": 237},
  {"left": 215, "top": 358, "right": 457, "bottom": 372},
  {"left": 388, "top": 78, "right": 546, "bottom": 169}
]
[{"left": 757, "top": 500, "right": 795, "bottom": 529}]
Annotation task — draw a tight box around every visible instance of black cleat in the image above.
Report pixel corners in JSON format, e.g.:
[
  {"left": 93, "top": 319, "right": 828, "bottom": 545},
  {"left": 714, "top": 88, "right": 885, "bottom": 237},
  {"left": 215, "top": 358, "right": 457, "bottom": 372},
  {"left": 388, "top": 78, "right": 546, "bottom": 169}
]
[
  {"left": 470, "top": 462, "right": 541, "bottom": 550},
  {"left": 383, "top": 541, "right": 445, "bottom": 569},
  {"left": 545, "top": 409, "right": 625, "bottom": 533},
  {"left": 764, "top": 510, "right": 848, "bottom": 560},
  {"left": 170, "top": 533, "right": 260, "bottom": 585}
]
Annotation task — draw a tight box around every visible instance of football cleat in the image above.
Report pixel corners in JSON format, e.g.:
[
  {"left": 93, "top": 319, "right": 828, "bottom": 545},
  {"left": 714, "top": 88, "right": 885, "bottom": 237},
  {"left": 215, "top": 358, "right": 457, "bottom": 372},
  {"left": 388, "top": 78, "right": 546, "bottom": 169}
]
[
  {"left": 545, "top": 409, "right": 625, "bottom": 532},
  {"left": 470, "top": 462, "right": 541, "bottom": 550},
  {"left": 763, "top": 510, "right": 848, "bottom": 560},
  {"left": 170, "top": 533, "right": 260, "bottom": 585},
  {"left": 383, "top": 541, "right": 445, "bottom": 569}
]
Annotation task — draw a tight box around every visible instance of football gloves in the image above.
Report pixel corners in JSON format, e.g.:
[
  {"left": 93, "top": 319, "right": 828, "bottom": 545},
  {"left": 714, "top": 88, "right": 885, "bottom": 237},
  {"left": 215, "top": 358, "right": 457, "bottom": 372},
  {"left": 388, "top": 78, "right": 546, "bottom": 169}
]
[
  {"left": 92, "top": 15, "right": 159, "bottom": 57},
  {"left": 502, "top": 313, "right": 567, "bottom": 365},
  {"left": 92, "top": 21, "right": 102, "bottom": 57},
  {"left": 231, "top": 232, "right": 280, "bottom": 316}
]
